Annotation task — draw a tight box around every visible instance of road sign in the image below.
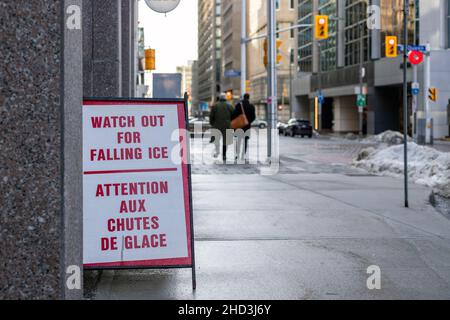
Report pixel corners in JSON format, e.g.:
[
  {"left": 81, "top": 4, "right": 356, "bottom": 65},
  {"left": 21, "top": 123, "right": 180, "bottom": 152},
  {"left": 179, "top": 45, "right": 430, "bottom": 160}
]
[
  {"left": 408, "top": 51, "right": 424, "bottom": 65},
  {"left": 428, "top": 87, "right": 437, "bottom": 102},
  {"left": 318, "top": 94, "right": 325, "bottom": 105},
  {"left": 224, "top": 70, "right": 241, "bottom": 78},
  {"left": 144, "top": 0, "right": 180, "bottom": 14},
  {"left": 407, "top": 45, "right": 427, "bottom": 52},
  {"left": 357, "top": 94, "right": 366, "bottom": 107},
  {"left": 83, "top": 98, "right": 195, "bottom": 273},
  {"left": 411, "top": 82, "right": 420, "bottom": 95},
  {"left": 398, "top": 44, "right": 428, "bottom": 53}
]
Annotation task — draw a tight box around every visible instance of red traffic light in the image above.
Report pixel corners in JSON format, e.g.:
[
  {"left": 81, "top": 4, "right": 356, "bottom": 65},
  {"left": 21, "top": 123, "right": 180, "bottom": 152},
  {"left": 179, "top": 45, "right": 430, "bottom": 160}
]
[{"left": 408, "top": 50, "right": 424, "bottom": 65}]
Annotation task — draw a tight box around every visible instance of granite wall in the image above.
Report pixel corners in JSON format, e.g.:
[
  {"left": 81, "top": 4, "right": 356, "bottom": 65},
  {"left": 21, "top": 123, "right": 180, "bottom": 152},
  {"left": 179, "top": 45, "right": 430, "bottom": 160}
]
[
  {"left": 0, "top": 0, "right": 64, "bottom": 299},
  {"left": 83, "top": 0, "right": 122, "bottom": 97},
  {"left": 83, "top": 0, "right": 138, "bottom": 98}
]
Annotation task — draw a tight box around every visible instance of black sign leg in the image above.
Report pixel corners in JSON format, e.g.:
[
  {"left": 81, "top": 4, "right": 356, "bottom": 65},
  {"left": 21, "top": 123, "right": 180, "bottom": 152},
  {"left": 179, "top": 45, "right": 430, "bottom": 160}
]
[{"left": 184, "top": 93, "right": 197, "bottom": 291}]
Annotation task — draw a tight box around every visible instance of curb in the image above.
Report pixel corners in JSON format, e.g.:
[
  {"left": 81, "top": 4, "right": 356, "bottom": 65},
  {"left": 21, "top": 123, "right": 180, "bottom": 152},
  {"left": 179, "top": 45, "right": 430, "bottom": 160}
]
[{"left": 429, "top": 190, "right": 450, "bottom": 218}]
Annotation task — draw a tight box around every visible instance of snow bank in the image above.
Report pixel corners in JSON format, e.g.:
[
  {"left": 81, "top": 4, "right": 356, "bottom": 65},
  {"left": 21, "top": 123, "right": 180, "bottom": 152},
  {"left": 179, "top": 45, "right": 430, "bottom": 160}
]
[
  {"left": 354, "top": 142, "right": 450, "bottom": 198},
  {"left": 363, "top": 130, "right": 412, "bottom": 145}
]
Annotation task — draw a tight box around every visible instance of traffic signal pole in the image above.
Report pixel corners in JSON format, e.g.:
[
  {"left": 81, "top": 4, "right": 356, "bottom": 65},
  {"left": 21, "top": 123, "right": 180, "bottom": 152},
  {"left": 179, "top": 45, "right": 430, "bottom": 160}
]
[
  {"left": 318, "top": 42, "right": 322, "bottom": 132},
  {"left": 267, "top": 0, "right": 277, "bottom": 161},
  {"left": 402, "top": 0, "right": 409, "bottom": 208},
  {"left": 359, "top": 17, "right": 364, "bottom": 137},
  {"left": 241, "top": 0, "right": 247, "bottom": 98},
  {"left": 241, "top": 7, "right": 313, "bottom": 161}
]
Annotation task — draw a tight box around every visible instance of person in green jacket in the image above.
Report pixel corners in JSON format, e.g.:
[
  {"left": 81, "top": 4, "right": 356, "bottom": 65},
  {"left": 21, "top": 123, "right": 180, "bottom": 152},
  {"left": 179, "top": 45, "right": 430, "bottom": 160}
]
[{"left": 210, "top": 93, "right": 234, "bottom": 161}]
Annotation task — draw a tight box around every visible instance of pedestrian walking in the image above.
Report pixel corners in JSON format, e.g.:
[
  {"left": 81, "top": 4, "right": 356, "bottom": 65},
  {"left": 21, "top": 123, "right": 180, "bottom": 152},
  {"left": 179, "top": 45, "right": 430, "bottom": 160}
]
[
  {"left": 210, "top": 93, "right": 234, "bottom": 162},
  {"left": 231, "top": 93, "right": 256, "bottom": 162}
]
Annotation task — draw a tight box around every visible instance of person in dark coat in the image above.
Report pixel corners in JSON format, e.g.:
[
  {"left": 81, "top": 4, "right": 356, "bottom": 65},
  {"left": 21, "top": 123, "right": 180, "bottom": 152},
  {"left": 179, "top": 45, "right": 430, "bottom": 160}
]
[
  {"left": 210, "top": 93, "right": 234, "bottom": 161},
  {"left": 232, "top": 93, "right": 256, "bottom": 161}
]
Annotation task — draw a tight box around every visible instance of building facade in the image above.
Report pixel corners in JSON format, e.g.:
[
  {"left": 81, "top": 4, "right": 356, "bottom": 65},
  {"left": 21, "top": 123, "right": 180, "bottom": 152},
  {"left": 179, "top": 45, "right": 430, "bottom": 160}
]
[
  {"left": 247, "top": 0, "right": 298, "bottom": 121},
  {"left": 83, "top": 0, "right": 139, "bottom": 98},
  {"left": 221, "top": 0, "right": 243, "bottom": 101},
  {"left": 1, "top": 0, "right": 142, "bottom": 299},
  {"left": 198, "top": 0, "right": 223, "bottom": 106},
  {"left": 293, "top": 0, "right": 450, "bottom": 138},
  {"left": 177, "top": 60, "right": 197, "bottom": 115},
  {"left": 177, "top": 61, "right": 195, "bottom": 97}
]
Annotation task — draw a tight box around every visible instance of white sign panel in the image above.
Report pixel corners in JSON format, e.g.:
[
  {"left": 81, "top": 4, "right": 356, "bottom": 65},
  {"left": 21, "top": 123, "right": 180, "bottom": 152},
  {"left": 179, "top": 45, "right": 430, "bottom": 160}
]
[
  {"left": 144, "top": 0, "right": 181, "bottom": 14},
  {"left": 83, "top": 99, "right": 192, "bottom": 269}
]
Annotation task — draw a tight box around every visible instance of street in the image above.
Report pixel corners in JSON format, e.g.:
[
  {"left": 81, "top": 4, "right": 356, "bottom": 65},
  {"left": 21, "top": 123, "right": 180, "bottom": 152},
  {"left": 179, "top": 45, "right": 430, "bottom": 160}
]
[{"left": 88, "top": 135, "right": 450, "bottom": 300}]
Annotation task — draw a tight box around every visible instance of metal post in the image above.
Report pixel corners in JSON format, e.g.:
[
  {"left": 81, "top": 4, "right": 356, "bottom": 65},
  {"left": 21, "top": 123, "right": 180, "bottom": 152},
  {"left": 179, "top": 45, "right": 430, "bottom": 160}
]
[
  {"left": 241, "top": 0, "right": 247, "bottom": 98},
  {"left": 412, "top": 64, "right": 418, "bottom": 141},
  {"left": 184, "top": 93, "right": 196, "bottom": 290},
  {"left": 359, "top": 18, "right": 364, "bottom": 137},
  {"left": 424, "top": 42, "right": 431, "bottom": 144},
  {"left": 289, "top": 62, "right": 293, "bottom": 119},
  {"left": 267, "top": 0, "right": 277, "bottom": 160},
  {"left": 403, "top": 0, "right": 409, "bottom": 208},
  {"left": 318, "top": 42, "right": 322, "bottom": 131}
]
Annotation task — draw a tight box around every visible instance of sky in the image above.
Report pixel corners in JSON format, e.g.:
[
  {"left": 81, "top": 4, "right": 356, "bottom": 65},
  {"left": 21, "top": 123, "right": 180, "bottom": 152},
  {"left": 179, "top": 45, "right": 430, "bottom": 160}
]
[{"left": 138, "top": 0, "right": 198, "bottom": 73}]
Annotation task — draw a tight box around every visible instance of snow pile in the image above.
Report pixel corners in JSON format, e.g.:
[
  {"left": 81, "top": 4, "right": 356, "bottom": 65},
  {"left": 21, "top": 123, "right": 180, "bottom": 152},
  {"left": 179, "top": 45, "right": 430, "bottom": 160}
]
[
  {"left": 354, "top": 143, "right": 450, "bottom": 198},
  {"left": 363, "top": 130, "right": 411, "bottom": 145},
  {"left": 345, "top": 133, "right": 358, "bottom": 141}
]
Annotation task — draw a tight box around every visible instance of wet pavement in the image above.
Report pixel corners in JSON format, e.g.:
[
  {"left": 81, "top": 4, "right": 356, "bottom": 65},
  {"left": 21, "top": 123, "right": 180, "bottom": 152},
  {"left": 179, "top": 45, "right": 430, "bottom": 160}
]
[{"left": 86, "top": 134, "right": 450, "bottom": 300}]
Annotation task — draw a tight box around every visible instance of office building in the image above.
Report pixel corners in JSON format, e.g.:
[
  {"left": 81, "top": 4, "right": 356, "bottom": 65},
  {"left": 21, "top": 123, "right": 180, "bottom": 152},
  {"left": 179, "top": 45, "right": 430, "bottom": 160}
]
[
  {"left": 221, "top": 0, "right": 243, "bottom": 101},
  {"left": 293, "top": 0, "right": 450, "bottom": 138},
  {"left": 198, "top": 0, "right": 223, "bottom": 106},
  {"left": 247, "top": 0, "right": 298, "bottom": 121}
]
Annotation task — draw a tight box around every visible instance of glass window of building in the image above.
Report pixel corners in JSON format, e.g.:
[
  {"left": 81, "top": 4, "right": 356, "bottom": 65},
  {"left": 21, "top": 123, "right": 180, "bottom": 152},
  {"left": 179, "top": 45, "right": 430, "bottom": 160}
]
[
  {"left": 378, "top": 0, "right": 417, "bottom": 58},
  {"left": 344, "top": 0, "right": 369, "bottom": 66},
  {"left": 298, "top": 0, "right": 313, "bottom": 72},
  {"left": 319, "top": 0, "right": 337, "bottom": 72},
  {"left": 448, "top": 0, "right": 450, "bottom": 47}
]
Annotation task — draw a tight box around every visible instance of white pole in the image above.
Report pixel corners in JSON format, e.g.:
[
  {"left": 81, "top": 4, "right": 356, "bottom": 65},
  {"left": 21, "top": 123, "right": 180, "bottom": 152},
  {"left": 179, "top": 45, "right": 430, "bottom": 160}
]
[
  {"left": 267, "top": 0, "right": 278, "bottom": 161},
  {"left": 412, "top": 64, "right": 418, "bottom": 141},
  {"left": 241, "top": 0, "right": 247, "bottom": 98}
]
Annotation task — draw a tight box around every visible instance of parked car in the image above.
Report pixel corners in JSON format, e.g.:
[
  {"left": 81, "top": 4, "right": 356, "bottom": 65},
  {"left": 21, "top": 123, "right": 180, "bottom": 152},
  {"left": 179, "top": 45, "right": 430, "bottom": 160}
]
[
  {"left": 277, "top": 122, "right": 287, "bottom": 135},
  {"left": 252, "top": 119, "right": 268, "bottom": 129},
  {"left": 189, "top": 117, "right": 211, "bottom": 137},
  {"left": 284, "top": 119, "right": 313, "bottom": 138}
]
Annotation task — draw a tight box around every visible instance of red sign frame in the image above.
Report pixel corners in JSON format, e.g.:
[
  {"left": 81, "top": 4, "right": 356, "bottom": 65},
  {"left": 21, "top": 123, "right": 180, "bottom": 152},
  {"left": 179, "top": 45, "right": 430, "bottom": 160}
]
[{"left": 82, "top": 98, "right": 196, "bottom": 288}]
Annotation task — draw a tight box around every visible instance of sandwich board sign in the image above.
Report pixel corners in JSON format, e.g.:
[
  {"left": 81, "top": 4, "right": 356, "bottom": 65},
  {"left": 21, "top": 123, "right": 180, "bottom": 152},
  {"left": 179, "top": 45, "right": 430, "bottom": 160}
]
[{"left": 82, "top": 98, "right": 196, "bottom": 289}]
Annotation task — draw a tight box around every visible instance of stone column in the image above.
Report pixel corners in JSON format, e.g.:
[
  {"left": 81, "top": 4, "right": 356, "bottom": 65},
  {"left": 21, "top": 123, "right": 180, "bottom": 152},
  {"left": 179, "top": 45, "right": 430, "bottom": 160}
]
[
  {"left": 83, "top": 0, "right": 122, "bottom": 97},
  {"left": 0, "top": 0, "right": 83, "bottom": 300},
  {"left": 121, "top": 0, "right": 133, "bottom": 97},
  {"left": 63, "top": 0, "right": 84, "bottom": 300}
]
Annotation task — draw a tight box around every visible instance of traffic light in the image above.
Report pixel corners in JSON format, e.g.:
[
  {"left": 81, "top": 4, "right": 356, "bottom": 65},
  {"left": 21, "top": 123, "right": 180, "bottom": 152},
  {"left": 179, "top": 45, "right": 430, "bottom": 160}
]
[
  {"left": 245, "top": 80, "right": 251, "bottom": 94},
  {"left": 226, "top": 90, "right": 233, "bottom": 101},
  {"left": 428, "top": 87, "right": 437, "bottom": 102},
  {"left": 263, "top": 39, "right": 268, "bottom": 68},
  {"left": 145, "top": 49, "right": 156, "bottom": 70},
  {"left": 263, "top": 39, "right": 283, "bottom": 66},
  {"left": 385, "top": 36, "right": 398, "bottom": 58},
  {"left": 276, "top": 39, "right": 282, "bottom": 64},
  {"left": 315, "top": 15, "right": 328, "bottom": 40}
]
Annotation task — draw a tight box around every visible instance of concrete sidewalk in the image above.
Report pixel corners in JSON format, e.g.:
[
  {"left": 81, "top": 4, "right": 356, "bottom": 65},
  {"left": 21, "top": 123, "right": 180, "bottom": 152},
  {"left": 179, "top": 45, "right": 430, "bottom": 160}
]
[{"left": 91, "top": 166, "right": 450, "bottom": 300}]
